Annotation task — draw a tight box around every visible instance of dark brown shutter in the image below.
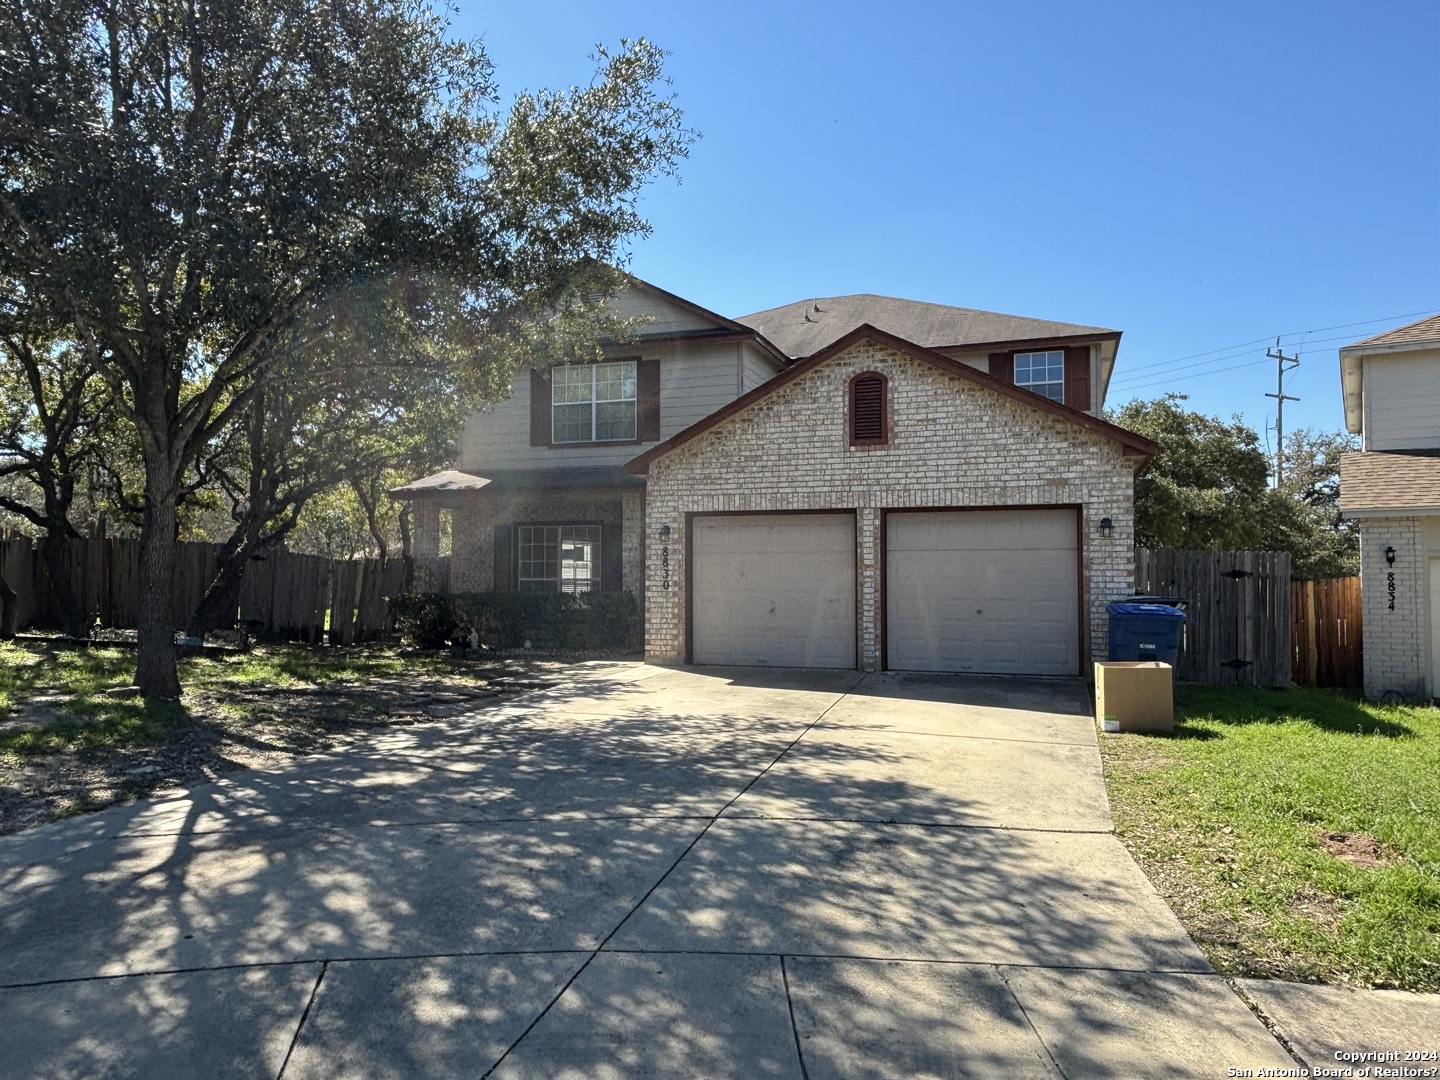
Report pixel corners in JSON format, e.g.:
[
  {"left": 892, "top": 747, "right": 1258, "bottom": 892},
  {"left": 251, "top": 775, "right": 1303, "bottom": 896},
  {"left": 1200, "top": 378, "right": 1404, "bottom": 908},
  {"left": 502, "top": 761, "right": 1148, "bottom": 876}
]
[
  {"left": 988, "top": 352, "right": 1013, "bottom": 384},
  {"left": 1064, "top": 346, "right": 1091, "bottom": 411},
  {"left": 637, "top": 359, "right": 661, "bottom": 441},
  {"left": 493, "top": 525, "right": 514, "bottom": 591},
  {"left": 600, "top": 522, "right": 622, "bottom": 593},
  {"left": 529, "top": 369, "right": 550, "bottom": 446},
  {"left": 850, "top": 374, "right": 886, "bottom": 444}
]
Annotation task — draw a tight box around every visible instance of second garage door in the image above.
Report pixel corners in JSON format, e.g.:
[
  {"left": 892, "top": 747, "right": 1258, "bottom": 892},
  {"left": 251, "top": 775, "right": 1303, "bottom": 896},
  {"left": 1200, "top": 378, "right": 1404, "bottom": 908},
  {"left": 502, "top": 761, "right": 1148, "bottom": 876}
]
[
  {"left": 692, "top": 513, "right": 856, "bottom": 668},
  {"left": 886, "top": 508, "right": 1079, "bottom": 675}
]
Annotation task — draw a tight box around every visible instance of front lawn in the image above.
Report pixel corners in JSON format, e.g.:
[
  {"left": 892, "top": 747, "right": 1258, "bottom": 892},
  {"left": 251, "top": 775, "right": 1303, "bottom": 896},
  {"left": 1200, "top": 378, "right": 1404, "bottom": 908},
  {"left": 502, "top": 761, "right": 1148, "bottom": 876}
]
[
  {"left": 0, "top": 640, "right": 547, "bottom": 833},
  {"left": 1100, "top": 684, "right": 1440, "bottom": 992}
]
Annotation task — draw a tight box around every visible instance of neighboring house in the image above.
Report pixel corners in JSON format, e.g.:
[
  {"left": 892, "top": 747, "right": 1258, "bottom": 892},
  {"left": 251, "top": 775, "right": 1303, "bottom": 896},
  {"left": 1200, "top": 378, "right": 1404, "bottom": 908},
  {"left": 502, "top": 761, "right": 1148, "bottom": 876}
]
[
  {"left": 392, "top": 275, "right": 1154, "bottom": 674},
  {"left": 1338, "top": 313, "right": 1440, "bottom": 701}
]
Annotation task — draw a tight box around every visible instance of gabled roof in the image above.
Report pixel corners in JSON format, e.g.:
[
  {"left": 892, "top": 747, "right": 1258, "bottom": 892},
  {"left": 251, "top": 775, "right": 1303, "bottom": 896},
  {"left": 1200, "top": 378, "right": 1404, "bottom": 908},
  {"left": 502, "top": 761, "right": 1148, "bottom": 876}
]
[
  {"left": 1338, "top": 312, "right": 1440, "bottom": 434},
  {"left": 626, "top": 324, "right": 1154, "bottom": 475},
  {"left": 737, "top": 293, "right": 1118, "bottom": 359},
  {"left": 1342, "top": 312, "right": 1440, "bottom": 352},
  {"left": 618, "top": 273, "right": 793, "bottom": 368},
  {"left": 1339, "top": 450, "right": 1440, "bottom": 516}
]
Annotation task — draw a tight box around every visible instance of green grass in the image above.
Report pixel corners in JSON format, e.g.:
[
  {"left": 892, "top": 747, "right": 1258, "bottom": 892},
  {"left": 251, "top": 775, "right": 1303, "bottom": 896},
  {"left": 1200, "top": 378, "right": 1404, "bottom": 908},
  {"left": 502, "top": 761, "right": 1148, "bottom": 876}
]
[
  {"left": 0, "top": 642, "right": 192, "bottom": 758},
  {"left": 0, "top": 640, "right": 506, "bottom": 763},
  {"left": 1101, "top": 684, "right": 1440, "bottom": 991}
]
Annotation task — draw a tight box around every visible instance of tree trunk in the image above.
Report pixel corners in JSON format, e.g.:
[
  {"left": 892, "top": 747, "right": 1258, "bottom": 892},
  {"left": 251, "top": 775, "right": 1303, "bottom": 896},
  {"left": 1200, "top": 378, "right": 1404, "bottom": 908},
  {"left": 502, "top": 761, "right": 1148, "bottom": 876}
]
[
  {"left": 135, "top": 468, "right": 182, "bottom": 698},
  {"left": 0, "top": 573, "right": 17, "bottom": 639},
  {"left": 39, "top": 530, "right": 89, "bottom": 639},
  {"left": 187, "top": 539, "right": 252, "bottom": 638}
]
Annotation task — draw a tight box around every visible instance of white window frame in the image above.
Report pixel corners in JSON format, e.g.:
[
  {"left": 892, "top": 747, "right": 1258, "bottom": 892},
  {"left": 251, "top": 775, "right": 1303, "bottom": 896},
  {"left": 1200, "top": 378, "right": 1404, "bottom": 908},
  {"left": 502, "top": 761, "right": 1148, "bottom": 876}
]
[
  {"left": 551, "top": 360, "right": 638, "bottom": 444},
  {"left": 1014, "top": 350, "right": 1065, "bottom": 403}
]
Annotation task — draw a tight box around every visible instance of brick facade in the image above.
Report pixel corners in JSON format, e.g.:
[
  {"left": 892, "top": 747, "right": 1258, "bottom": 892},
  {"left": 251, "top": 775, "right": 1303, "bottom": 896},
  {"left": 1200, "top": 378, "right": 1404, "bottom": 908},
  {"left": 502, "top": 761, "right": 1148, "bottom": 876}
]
[
  {"left": 641, "top": 340, "right": 1141, "bottom": 671},
  {"left": 1358, "top": 516, "right": 1438, "bottom": 701}
]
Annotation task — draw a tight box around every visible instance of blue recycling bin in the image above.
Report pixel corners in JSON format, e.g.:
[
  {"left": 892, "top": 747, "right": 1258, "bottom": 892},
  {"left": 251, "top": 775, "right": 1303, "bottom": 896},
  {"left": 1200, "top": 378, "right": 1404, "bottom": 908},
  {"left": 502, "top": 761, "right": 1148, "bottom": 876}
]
[{"left": 1107, "top": 601, "right": 1187, "bottom": 667}]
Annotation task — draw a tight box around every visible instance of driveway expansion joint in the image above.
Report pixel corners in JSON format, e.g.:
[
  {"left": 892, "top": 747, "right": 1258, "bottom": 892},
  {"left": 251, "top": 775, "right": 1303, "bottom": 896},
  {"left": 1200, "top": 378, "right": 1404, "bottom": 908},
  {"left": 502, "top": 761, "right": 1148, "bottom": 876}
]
[
  {"left": 779, "top": 956, "right": 813, "bottom": 1080},
  {"left": 996, "top": 963, "right": 1069, "bottom": 1079},
  {"left": 276, "top": 960, "right": 327, "bottom": 1080},
  {"left": 479, "top": 676, "right": 866, "bottom": 1078},
  {"left": 1225, "top": 976, "right": 1314, "bottom": 1070}
]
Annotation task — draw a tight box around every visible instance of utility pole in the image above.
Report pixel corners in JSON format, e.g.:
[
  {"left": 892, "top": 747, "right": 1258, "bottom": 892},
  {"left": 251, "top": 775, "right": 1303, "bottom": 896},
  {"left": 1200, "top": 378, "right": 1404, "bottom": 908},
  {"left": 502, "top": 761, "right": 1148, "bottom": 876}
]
[{"left": 1265, "top": 339, "right": 1301, "bottom": 485}]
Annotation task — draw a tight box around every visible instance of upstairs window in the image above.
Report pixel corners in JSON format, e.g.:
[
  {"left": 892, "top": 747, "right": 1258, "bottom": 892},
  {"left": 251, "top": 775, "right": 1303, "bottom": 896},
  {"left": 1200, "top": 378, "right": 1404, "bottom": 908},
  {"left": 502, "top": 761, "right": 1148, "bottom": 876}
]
[
  {"left": 849, "top": 372, "right": 888, "bottom": 445},
  {"left": 1014, "top": 351, "right": 1065, "bottom": 402},
  {"left": 552, "top": 360, "right": 638, "bottom": 443}
]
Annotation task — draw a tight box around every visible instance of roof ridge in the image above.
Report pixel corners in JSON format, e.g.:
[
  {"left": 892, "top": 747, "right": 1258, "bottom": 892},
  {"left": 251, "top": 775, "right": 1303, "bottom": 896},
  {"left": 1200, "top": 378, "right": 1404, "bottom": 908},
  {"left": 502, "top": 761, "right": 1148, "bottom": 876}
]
[{"left": 627, "top": 323, "right": 1152, "bottom": 475}]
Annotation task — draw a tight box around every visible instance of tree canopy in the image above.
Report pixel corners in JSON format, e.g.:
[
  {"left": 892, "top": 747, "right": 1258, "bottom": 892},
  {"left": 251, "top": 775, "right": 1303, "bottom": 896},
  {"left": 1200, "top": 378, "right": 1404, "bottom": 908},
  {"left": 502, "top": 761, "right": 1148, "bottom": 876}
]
[
  {"left": 1110, "top": 395, "right": 1358, "bottom": 579},
  {"left": 1, "top": 0, "right": 693, "bottom": 694}
]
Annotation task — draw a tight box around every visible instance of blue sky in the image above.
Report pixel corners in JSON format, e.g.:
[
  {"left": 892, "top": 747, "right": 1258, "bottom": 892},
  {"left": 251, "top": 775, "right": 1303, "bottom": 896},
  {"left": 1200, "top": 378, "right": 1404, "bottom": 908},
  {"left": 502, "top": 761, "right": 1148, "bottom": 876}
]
[{"left": 455, "top": 1, "right": 1439, "bottom": 441}]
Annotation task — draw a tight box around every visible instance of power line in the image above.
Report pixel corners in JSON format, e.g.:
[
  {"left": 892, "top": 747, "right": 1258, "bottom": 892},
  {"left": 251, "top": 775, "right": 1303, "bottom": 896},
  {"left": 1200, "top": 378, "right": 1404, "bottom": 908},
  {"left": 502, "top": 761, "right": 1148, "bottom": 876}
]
[
  {"left": 1110, "top": 307, "right": 1440, "bottom": 380},
  {"left": 1109, "top": 356, "right": 1276, "bottom": 394},
  {"left": 1108, "top": 330, "right": 1386, "bottom": 391}
]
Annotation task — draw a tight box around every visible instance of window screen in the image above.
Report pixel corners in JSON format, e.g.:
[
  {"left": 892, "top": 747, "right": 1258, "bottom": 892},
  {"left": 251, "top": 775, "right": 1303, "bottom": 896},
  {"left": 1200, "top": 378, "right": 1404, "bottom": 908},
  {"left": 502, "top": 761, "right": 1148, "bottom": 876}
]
[
  {"left": 515, "top": 525, "right": 602, "bottom": 593},
  {"left": 551, "top": 361, "right": 638, "bottom": 443},
  {"left": 1013, "top": 351, "right": 1065, "bottom": 402}
]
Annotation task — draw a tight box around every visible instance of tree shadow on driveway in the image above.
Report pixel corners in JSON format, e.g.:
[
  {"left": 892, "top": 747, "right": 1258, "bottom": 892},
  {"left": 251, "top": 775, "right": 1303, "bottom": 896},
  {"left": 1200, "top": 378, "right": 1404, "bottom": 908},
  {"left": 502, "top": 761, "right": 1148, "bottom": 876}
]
[{"left": 0, "top": 664, "right": 1230, "bottom": 1078}]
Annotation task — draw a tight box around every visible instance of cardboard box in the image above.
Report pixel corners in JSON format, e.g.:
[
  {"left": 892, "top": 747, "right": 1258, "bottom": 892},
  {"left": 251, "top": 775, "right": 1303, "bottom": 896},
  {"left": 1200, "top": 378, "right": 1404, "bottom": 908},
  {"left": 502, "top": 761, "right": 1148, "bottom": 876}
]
[{"left": 1094, "top": 662, "right": 1174, "bottom": 734}]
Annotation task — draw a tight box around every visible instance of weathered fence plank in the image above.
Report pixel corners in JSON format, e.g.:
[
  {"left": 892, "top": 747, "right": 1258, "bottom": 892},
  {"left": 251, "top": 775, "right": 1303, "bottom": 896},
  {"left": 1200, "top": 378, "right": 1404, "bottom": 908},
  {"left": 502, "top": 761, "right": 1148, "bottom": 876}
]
[
  {"left": 0, "top": 532, "right": 406, "bottom": 643},
  {"left": 1291, "top": 576, "right": 1362, "bottom": 688},
  {"left": 1135, "top": 549, "right": 1293, "bottom": 687}
]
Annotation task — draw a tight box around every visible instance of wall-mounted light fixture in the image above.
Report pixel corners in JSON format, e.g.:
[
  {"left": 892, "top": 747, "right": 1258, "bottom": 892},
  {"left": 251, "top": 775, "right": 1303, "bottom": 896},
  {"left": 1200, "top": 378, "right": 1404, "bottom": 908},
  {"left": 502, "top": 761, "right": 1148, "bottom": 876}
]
[
  {"left": 658, "top": 524, "right": 672, "bottom": 541},
  {"left": 1098, "top": 517, "right": 1115, "bottom": 539},
  {"left": 1384, "top": 545, "right": 1396, "bottom": 565}
]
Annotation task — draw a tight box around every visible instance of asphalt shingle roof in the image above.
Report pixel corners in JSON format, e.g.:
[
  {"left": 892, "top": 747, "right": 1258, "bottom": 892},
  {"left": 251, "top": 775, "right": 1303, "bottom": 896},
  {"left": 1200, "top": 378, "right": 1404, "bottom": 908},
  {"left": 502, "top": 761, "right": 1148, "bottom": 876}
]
[
  {"left": 1345, "top": 313, "right": 1440, "bottom": 351},
  {"left": 1339, "top": 451, "right": 1440, "bottom": 513},
  {"left": 736, "top": 294, "right": 1116, "bottom": 359}
]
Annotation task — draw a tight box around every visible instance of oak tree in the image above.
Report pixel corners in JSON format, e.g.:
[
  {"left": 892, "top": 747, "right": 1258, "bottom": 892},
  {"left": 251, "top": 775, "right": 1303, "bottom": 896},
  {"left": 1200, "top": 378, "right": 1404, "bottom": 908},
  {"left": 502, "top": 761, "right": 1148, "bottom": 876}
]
[{"left": 1, "top": 1, "right": 691, "bottom": 694}]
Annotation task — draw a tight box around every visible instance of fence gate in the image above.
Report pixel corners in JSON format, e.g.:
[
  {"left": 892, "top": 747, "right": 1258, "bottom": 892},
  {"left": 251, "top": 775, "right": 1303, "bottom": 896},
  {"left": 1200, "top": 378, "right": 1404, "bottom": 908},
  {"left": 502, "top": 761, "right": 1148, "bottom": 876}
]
[
  {"left": 1135, "top": 549, "right": 1292, "bottom": 687},
  {"left": 1290, "top": 577, "right": 1362, "bottom": 688}
]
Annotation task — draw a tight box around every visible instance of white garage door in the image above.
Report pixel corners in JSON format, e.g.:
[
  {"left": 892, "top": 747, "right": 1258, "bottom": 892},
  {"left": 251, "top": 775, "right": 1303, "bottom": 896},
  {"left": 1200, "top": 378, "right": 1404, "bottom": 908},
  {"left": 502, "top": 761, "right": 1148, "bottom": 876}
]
[
  {"left": 692, "top": 514, "right": 856, "bottom": 668},
  {"left": 886, "top": 509, "right": 1079, "bottom": 675}
]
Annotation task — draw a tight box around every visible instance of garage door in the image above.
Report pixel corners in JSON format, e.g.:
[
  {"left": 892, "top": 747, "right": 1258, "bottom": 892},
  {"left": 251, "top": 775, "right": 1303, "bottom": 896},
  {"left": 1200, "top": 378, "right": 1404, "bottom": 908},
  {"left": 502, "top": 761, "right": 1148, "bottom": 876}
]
[
  {"left": 692, "top": 514, "right": 856, "bottom": 668},
  {"left": 886, "top": 509, "right": 1079, "bottom": 675}
]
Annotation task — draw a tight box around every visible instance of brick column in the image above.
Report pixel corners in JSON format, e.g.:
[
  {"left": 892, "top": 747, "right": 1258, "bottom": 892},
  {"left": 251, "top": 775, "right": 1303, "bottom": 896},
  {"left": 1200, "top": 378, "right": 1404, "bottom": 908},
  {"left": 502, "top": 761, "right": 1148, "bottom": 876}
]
[
  {"left": 857, "top": 506, "right": 881, "bottom": 670},
  {"left": 622, "top": 488, "right": 645, "bottom": 606},
  {"left": 410, "top": 500, "right": 441, "bottom": 592},
  {"left": 449, "top": 497, "right": 491, "bottom": 594}
]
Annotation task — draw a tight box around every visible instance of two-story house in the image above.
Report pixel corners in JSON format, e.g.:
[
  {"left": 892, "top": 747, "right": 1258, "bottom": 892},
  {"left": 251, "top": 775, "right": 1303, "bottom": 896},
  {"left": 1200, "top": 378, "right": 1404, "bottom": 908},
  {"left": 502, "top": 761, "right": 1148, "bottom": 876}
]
[
  {"left": 1338, "top": 313, "right": 1440, "bottom": 701},
  {"left": 393, "top": 275, "right": 1154, "bottom": 674}
]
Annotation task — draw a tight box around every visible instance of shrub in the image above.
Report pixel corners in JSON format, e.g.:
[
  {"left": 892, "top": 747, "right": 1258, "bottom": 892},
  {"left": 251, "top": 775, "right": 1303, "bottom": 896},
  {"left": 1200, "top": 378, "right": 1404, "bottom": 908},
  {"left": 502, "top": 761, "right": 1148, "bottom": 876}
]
[
  {"left": 386, "top": 593, "right": 457, "bottom": 649},
  {"left": 386, "top": 590, "right": 642, "bottom": 652}
]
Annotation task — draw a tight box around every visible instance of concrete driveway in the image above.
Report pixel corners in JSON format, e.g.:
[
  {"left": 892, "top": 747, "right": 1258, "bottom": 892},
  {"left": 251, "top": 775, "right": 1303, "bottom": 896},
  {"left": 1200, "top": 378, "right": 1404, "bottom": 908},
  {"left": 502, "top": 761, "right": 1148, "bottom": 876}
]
[{"left": 0, "top": 664, "right": 1297, "bottom": 1078}]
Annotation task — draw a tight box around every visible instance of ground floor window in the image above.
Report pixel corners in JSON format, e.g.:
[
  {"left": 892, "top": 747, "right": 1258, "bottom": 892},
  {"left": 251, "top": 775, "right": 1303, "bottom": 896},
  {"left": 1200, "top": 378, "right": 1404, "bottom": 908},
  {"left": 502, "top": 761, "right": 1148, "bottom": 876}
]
[{"left": 516, "top": 524, "right": 602, "bottom": 593}]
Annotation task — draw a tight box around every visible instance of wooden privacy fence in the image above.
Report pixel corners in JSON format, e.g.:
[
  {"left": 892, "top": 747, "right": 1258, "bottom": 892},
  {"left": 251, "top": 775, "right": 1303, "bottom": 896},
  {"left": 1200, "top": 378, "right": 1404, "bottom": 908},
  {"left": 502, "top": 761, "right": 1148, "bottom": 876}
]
[
  {"left": 1290, "top": 577, "right": 1363, "bottom": 688},
  {"left": 1135, "top": 549, "right": 1292, "bottom": 687},
  {"left": 0, "top": 533, "right": 408, "bottom": 642}
]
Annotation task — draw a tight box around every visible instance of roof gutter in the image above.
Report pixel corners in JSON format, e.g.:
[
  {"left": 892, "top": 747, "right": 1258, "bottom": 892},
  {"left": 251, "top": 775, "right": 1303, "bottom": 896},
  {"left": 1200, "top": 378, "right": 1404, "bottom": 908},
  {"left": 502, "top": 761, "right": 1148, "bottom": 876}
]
[{"left": 1340, "top": 505, "right": 1440, "bottom": 519}]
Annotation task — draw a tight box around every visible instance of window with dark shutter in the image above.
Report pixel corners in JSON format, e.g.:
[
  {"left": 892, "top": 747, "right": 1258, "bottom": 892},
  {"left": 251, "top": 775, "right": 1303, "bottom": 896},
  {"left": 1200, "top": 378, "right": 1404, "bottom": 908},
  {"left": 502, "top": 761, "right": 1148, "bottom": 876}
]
[{"left": 850, "top": 372, "right": 888, "bottom": 445}]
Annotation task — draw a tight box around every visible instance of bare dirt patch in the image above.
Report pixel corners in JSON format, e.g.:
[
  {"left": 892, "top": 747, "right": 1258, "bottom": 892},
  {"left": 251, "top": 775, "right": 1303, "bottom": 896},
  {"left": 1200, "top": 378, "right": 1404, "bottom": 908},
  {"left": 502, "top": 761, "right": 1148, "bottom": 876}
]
[
  {"left": 1317, "top": 830, "right": 1397, "bottom": 869},
  {"left": 1289, "top": 887, "right": 1345, "bottom": 931}
]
